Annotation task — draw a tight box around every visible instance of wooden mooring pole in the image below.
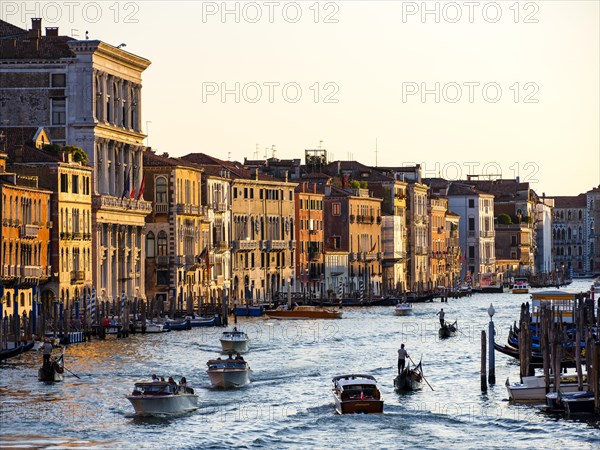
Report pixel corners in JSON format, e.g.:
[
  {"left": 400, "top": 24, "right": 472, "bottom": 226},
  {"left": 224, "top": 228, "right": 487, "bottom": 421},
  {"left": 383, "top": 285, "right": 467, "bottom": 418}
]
[{"left": 481, "top": 330, "right": 487, "bottom": 391}]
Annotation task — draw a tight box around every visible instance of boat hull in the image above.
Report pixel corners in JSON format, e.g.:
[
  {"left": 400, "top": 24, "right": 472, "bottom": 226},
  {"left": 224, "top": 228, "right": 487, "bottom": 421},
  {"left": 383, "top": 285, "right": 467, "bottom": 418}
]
[
  {"left": 394, "top": 374, "right": 423, "bottom": 391},
  {"left": 0, "top": 344, "right": 24, "bottom": 361},
  {"left": 235, "top": 306, "right": 264, "bottom": 317},
  {"left": 38, "top": 365, "right": 64, "bottom": 382},
  {"left": 126, "top": 394, "right": 199, "bottom": 415},
  {"left": 564, "top": 397, "right": 595, "bottom": 415},
  {"left": 334, "top": 397, "right": 384, "bottom": 414},
  {"left": 265, "top": 310, "right": 342, "bottom": 320},
  {"left": 507, "top": 382, "right": 588, "bottom": 401},
  {"left": 394, "top": 306, "right": 413, "bottom": 316},
  {"left": 207, "top": 369, "right": 251, "bottom": 388},
  {"left": 220, "top": 339, "right": 249, "bottom": 353},
  {"left": 512, "top": 288, "right": 529, "bottom": 294}
]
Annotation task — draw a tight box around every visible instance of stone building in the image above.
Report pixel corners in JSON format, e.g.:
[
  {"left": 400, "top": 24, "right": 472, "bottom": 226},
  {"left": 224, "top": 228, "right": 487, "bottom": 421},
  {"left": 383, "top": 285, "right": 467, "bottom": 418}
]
[
  {"left": 0, "top": 151, "right": 52, "bottom": 317},
  {"left": 142, "top": 151, "right": 204, "bottom": 312},
  {"left": 428, "top": 196, "right": 448, "bottom": 287},
  {"left": 0, "top": 18, "right": 151, "bottom": 305},
  {"left": 295, "top": 182, "right": 325, "bottom": 296},
  {"left": 6, "top": 130, "right": 93, "bottom": 316},
  {"left": 586, "top": 186, "right": 600, "bottom": 276},
  {"left": 445, "top": 211, "right": 462, "bottom": 287},
  {"left": 550, "top": 194, "right": 587, "bottom": 277}
]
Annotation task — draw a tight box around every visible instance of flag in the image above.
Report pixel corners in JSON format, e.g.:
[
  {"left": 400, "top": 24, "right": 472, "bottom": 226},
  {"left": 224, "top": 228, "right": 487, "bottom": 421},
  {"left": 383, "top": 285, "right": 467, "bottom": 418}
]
[
  {"left": 370, "top": 241, "right": 377, "bottom": 253},
  {"left": 198, "top": 246, "right": 208, "bottom": 263},
  {"left": 121, "top": 290, "right": 126, "bottom": 313},
  {"left": 121, "top": 168, "right": 131, "bottom": 199},
  {"left": 361, "top": 391, "right": 365, "bottom": 400},
  {"left": 136, "top": 175, "right": 146, "bottom": 201},
  {"left": 130, "top": 185, "right": 136, "bottom": 199}
]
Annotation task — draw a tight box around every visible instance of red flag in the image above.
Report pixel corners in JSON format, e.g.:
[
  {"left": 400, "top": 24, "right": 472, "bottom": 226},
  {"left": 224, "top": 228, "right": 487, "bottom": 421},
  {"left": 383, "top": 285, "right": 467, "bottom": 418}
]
[
  {"left": 361, "top": 391, "right": 365, "bottom": 400},
  {"left": 370, "top": 241, "right": 377, "bottom": 253},
  {"left": 136, "top": 176, "right": 145, "bottom": 200},
  {"left": 130, "top": 186, "right": 136, "bottom": 199}
]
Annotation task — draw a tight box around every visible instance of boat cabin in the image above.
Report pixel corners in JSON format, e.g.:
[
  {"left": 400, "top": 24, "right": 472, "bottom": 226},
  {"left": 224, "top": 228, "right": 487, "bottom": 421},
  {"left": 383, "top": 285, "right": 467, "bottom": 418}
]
[
  {"left": 207, "top": 359, "right": 247, "bottom": 370},
  {"left": 333, "top": 375, "right": 381, "bottom": 400},
  {"left": 530, "top": 290, "right": 579, "bottom": 324},
  {"left": 221, "top": 331, "right": 248, "bottom": 340},
  {"left": 131, "top": 382, "right": 178, "bottom": 396}
]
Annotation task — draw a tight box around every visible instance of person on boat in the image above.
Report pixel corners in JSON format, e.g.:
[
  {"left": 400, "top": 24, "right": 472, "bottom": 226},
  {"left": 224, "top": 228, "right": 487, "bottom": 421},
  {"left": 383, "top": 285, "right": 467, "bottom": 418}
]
[
  {"left": 179, "top": 377, "right": 187, "bottom": 391},
  {"left": 151, "top": 374, "right": 159, "bottom": 381},
  {"left": 233, "top": 326, "right": 238, "bottom": 332},
  {"left": 168, "top": 376, "right": 177, "bottom": 386},
  {"left": 235, "top": 352, "right": 244, "bottom": 361},
  {"left": 227, "top": 352, "right": 233, "bottom": 360},
  {"left": 42, "top": 339, "right": 53, "bottom": 365},
  {"left": 436, "top": 308, "right": 445, "bottom": 327},
  {"left": 397, "top": 344, "right": 408, "bottom": 374}
]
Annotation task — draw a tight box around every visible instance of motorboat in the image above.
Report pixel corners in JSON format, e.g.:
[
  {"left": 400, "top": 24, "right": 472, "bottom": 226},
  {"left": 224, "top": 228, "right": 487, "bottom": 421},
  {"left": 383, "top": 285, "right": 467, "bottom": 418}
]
[
  {"left": 265, "top": 305, "right": 342, "bottom": 320},
  {"left": 235, "top": 305, "right": 264, "bottom": 317},
  {"left": 145, "top": 321, "right": 165, "bottom": 333},
  {"left": 38, "top": 354, "right": 64, "bottom": 382},
  {"left": 564, "top": 393, "right": 596, "bottom": 415},
  {"left": 546, "top": 389, "right": 593, "bottom": 410},
  {"left": 207, "top": 358, "right": 251, "bottom": 388},
  {"left": 512, "top": 279, "right": 530, "bottom": 294},
  {"left": 505, "top": 373, "right": 588, "bottom": 401},
  {"left": 220, "top": 330, "right": 250, "bottom": 353},
  {"left": 438, "top": 320, "right": 458, "bottom": 338},
  {"left": 394, "top": 302, "right": 413, "bottom": 316},
  {"left": 332, "top": 374, "right": 384, "bottom": 414},
  {"left": 394, "top": 360, "right": 424, "bottom": 391},
  {"left": 126, "top": 381, "right": 199, "bottom": 415}
]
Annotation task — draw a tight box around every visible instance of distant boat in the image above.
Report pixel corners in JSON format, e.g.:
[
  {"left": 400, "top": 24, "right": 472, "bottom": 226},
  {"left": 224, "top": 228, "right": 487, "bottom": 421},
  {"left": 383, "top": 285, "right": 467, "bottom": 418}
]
[
  {"left": 38, "top": 354, "right": 64, "bottom": 382},
  {"left": 394, "top": 302, "right": 413, "bottom": 316},
  {"left": 235, "top": 305, "right": 264, "bottom": 317},
  {"left": 332, "top": 374, "right": 384, "bottom": 414},
  {"left": 185, "top": 315, "right": 217, "bottom": 327},
  {"left": 405, "top": 292, "right": 434, "bottom": 303},
  {"left": 438, "top": 320, "right": 457, "bottom": 339},
  {"left": 265, "top": 305, "right": 342, "bottom": 320},
  {"left": 163, "top": 319, "right": 191, "bottom": 331},
  {"left": 126, "top": 381, "right": 198, "bottom": 415},
  {"left": 207, "top": 358, "right": 251, "bottom": 388},
  {"left": 0, "top": 344, "right": 25, "bottom": 361},
  {"left": 512, "top": 279, "right": 530, "bottom": 294},
  {"left": 394, "top": 360, "right": 424, "bottom": 391},
  {"left": 220, "top": 330, "right": 250, "bottom": 353}
]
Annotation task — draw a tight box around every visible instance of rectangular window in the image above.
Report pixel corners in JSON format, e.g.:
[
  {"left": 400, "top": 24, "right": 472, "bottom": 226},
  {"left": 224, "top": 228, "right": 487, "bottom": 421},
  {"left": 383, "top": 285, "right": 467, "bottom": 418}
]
[
  {"left": 260, "top": 189, "right": 263, "bottom": 199},
  {"left": 72, "top": 175, "right": 79, "bottom": 194},
  {"left": 468, "top": 217, "right": 475, "bottom": 231},
  {"left": 511, "top": 236, "right": 517, "bottom": 246},
  {"left": 332, "top": 203, "right": 341, "bottom": 216},
  {"left": 157, "top": 270, "right": 169, "bottom": 286},
  {"left": 51, "top": 73, "right": 66, "bottom": 87},
  {"left": 244, "top": 188, "right": 248, "bottom": 199},
  {"left": 468, "top": 199, "right": 475, "bottom": 208},
  {"left": 52, "top": 98, "right": 66, "bottom": 125},
  {"left": 468, "top": 246, "right": 475, "bottom": 258},
  {"left": 333, "top": 236, "right": 341, "bottom": 249},
  {"left": 233, "top": 187, "right": 238, "bottom": 199},
  {"left": 60, "top": 173, "right": 68, "bottom": 192}
]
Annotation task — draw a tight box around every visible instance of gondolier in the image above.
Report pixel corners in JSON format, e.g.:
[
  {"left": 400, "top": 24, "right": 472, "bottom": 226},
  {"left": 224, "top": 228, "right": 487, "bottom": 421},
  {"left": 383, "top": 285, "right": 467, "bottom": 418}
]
[
  {"left": 42, "top": 339, "right": 53, "bottom": 364},
  {"left": 436, "top": 308, "right": 445, "bottom": 327},
  {"left": 397, "top": 344, "right": 408, "bottom": 374}
]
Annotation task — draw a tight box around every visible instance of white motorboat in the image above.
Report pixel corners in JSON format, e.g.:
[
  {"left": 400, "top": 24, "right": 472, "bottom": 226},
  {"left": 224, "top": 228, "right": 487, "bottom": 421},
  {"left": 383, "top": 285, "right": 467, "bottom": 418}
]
[
  {"left": 220, "top": 330, "right": 250, "bottom": 353},
  {"left": 506, "top": 373, "right": 588, "bottom": 401},
  {"left": 126, "top": 381, "right": 198, "bottom": 415},
  {"left": 512, "top": 279, "right": 530, "bottom": 294},
  {"left": 144, "top": 321, "right": 165, "bottom": 333},
  {"left": 394, "top": 303, "right": 413, "bottom": 316},
  {"left": 207, "top": 358, "right": 251, "bottom": 388}
]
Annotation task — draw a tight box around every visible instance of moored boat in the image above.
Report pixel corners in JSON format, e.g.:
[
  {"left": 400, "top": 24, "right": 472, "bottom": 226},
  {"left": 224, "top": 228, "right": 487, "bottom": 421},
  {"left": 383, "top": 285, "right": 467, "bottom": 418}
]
[
  {"left": 438, "top": 320, "right": 457, "bottom": 338},
  {"left": 0, "top": 344, "right": 25, "bottom": 361},
  {"left": 163, "top": 318, "right": 191, "bottom": 331},
  {"left": 207, "top": 357, "right": 251, "bottom": 388},
  {"left": 506, "top": 374, "right": 588, "bottom": 401},
  {"left": 265, "top": 305, "right": 342, "bottom": 320},
  {"left": 394, "top": 302, "right": 413, "bottom": 316},
  {"left": 564, "top": 394, "right": 595, "bottom": 415},
  {"left": 220, "top": 330, "right": 250, "bottom": 353},
  {"left": 394, "top": 360, "right": 424, "bottom": 391},
  {"left": 332, "top": 374, "right": 384, "bottom": 414},
  {"left": 38, "top": 354, "right": 64, "bottom": 382},
  {"left": 126, "top": 381, "right": 199, "bottom": 415},
  {"left": 186, "top": 315, "right": 218, "bottom": 327},
  {"left": 235, "top": 305, "right": 264, "bottom": 317},
  {"left": 546, "top": 390, "right": 593, "bottom": 410}
]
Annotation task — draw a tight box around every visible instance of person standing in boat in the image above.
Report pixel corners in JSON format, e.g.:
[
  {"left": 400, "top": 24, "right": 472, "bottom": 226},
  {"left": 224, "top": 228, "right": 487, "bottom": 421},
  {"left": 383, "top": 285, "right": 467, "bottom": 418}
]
[
  {"left": 397, "top": 344, "right": 408, "bottom": 374},
  {"left": 42, "top": 339, "right": 53, "bottom": 365},
  {"left": 436, "top": 308, "right": 445, "bottom": 327}
]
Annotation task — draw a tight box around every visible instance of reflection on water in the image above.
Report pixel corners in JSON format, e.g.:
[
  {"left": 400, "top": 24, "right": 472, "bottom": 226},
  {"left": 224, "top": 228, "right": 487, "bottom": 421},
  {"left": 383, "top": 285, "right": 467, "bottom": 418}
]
[{"left": 1, "top": 279, "right": 599, "bottom": 449}]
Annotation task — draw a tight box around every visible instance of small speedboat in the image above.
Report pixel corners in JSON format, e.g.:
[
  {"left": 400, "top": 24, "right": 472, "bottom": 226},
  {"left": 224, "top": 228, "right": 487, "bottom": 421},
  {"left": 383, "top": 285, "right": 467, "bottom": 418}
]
[
  {"left": 38, "top": 354, "right": 64, "bottom": 382},
  {"left": 220, "top": 330, "right": 250, "bottom": 353},
  {"left": 506, "top": 373, "right": 588, "bottom": 401},
  {"left": 265, "top": 305, "right": 342, "bottom": 320},
  {"left": 207, "top": 358, "right": 251, "bottom": 388},
  {"left": 546, "top": 389, "right": 593, "bottom": 410},
  {"left": 126, "top": 381, "right": 199, "bottom": 415},
  {"left": 394, "top": 302, "right": 413, "bottom": 316},
  {"left": 332, "top": 374, "right": 384, "bottom": 414}
]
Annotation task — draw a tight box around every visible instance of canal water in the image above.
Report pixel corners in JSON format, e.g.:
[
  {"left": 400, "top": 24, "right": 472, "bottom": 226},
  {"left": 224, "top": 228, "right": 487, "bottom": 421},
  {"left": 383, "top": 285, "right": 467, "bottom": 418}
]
[{"left": 1, "top": 279, "right": 599, "bottom": 449}]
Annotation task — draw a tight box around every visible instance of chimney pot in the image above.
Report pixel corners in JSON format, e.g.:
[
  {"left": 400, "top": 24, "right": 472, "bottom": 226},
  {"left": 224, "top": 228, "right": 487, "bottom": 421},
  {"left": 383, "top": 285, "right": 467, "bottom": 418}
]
[
  {"left": 31, "top": 18, "right": 42, "bottom": 31},
  {"left": 45, "top": 27, "right": 59, "bottom": 37}
]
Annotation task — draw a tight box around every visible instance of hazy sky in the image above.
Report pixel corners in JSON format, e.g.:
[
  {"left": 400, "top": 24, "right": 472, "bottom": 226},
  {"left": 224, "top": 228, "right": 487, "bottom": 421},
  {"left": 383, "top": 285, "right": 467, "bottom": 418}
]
[{"left": 4, "top": 1, "right": 599, "bottom": 195}]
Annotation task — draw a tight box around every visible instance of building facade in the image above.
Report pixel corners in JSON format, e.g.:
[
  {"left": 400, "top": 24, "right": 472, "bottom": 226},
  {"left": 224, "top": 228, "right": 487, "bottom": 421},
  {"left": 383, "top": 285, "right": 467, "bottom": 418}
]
[{"left": 551, "top": 194, "right": 587, "bottom": 277}]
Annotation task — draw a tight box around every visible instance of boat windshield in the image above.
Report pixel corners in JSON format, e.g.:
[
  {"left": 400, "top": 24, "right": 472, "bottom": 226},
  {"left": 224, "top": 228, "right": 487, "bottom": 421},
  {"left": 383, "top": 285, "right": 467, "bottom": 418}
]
[
  {"left": 133, "top": 382, "right": 177, "bottom": 395},
  {"left": 207, "top": 361, "right": 246, "bottom": 370}
]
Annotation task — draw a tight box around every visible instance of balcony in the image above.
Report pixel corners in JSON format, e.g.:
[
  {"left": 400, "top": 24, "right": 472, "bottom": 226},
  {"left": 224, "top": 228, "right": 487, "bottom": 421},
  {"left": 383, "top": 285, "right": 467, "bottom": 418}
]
[
  {"left": 365, "top": 252, "right": 377, "bottom": 261},
  {"left": 72, "top": 231, "right": 83, "bottom": 240},
  {"left": 19, "top": 224, "right": 39, "bottom": 239},
  {"left": 21, "top": 265, "right": 42, "bottom": 278},
  {"left": 415, "top": 246, "right": 427, "bottom": 255},
  {"left": 289, "top": 240, "right": 296, "bottom": 250},
  {"left": 213, "top": 202, "right": 227, "bottom": 212},
  {"left": 349, "top": 252, "right": 358, "bottom": 262},
  {"left": 92, "top": 195, "right": 152, "bottom": 213},
  {"left": 213, "top": 241, "right": 229, "bottom": 252},
  {"left": 309, "top": 229, "right": 318, "bottom": 235},
  {"left": 176, "top": 204, "right": 200, "bottom": 215},
  {"left": 157, "top": 255, "right": 170, "bottom": 267},
  {"left": 308, "top": 252, "right": 320, "bottom": 261},
  {"left": 83, "top": 232, "right": 92, "bottom": 240},
  {"left": 155, "top": 203, "right": 169, "bottom": 214},
  {"left": 70, "top": 270, "right": 85, "bottom": 282},
  {"left": 350, "top": 215, "right": 356, "bottom": 223},
  {"left": 232, "top": 240, "right": 259, "bottom": 251},
  {"left": 480, "top": 230, "right": 495, "bottom": 238},
  {"left": 60, "top": 232, "right": 72, "bottom": 240},
  {"left": 266, "top": 240, "right": 288, "bottom": 251}
]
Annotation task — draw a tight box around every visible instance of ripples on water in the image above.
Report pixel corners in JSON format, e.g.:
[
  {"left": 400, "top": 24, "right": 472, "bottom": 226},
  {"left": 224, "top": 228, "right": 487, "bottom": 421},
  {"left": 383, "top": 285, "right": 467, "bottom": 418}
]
[{"left": 2, "top": 279, "right": 599, "bottom": 449}]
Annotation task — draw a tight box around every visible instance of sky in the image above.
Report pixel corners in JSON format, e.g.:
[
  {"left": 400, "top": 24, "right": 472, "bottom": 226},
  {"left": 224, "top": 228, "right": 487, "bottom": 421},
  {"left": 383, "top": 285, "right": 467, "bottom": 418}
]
[{"left": 3, "top": 1, "right": 599, "bottom": 196}]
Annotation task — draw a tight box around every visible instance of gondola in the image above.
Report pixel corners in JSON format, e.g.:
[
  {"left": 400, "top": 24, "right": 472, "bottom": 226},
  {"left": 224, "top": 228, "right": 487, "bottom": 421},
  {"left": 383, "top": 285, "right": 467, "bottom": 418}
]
[
  {"left": 0, "top": 344, "right": 25, "bottom": 361},
  {"left": 493, "top": 342, "right": 577, "bottom": 368},
  {"left": 394, "top": 360, "right": 424, "bottom": 391},
  {"left": 438, "top": 320, "right": 457, "bottom": 338},
  {"left": 38, "top": 354, "right": 65, "bottom": 382}
]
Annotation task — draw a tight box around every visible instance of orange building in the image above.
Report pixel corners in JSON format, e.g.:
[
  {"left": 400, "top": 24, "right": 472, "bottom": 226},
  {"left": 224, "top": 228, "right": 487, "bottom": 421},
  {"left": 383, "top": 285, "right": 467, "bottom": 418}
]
[{"left": 429, "top": 196, "right": 448, "bottom": 287}]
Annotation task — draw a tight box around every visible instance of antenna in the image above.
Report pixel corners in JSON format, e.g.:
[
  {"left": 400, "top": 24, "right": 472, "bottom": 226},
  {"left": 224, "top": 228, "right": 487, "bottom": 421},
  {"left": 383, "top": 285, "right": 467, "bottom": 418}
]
[
  {"left": 254, "top": 144, "right": 259, "bottom": 160},
  {"left": 228, "top": 151, "right": 231, "bottom": 161},
  {"left": 264, "top": 147, "right": 268, "bottom": 159},
  {"left": 319, "top": 140, "right": 323, "bottom": 150},
  {"left": 375, "top": 138, "right": 378, "bottom": 167},
  {"left": 271, "top": 145, "right": 276, "bottom": 159}
]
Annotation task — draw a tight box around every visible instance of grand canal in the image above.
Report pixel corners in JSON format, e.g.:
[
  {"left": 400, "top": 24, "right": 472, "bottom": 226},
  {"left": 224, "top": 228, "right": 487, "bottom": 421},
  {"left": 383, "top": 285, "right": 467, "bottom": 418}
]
[{"left": 1, "top": 279, "right": 599, "bottom": 449}]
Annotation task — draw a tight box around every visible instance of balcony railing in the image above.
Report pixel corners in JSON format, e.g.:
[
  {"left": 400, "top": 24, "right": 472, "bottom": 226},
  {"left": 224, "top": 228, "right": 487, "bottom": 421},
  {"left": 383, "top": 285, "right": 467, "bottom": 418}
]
[
  {"left": 232, "top": 240, "right": 259, "bottom": 251},
  {"left": 365, "top": 252, "right": 377, "bottom": 261},
  {"left": 213, "top": 202, "right": 227, "bottom": 212},
  {"left": 21, "top": 265, "right": 42, "bottom": 278},
  {"left": 155, "top": 203, "right": 168, "bottom": 214},
  {"left": 72, "top": 231, "right": 83, "bottom": 240},
  {"left": 213, "top": 241, "right": 229, "bottom": 252},
  {"left": 70, "top": 270, "right": 85, "bottom": 281},
  {"left": 308, "top": 252, "right": 320, "bottom": 261},
  {"left": 176, "top": 204, "right": 200, "bottom": 215},
  {"left": 289, "top": 240, "right": 296, "bottom": 250},
  {"left": 349, "top": 252, "right": 358, "bottom": 262},
  {"left": 480, "top": 230, "right": 495, "bottom": 238},
  {"left": 266, "top": 240, "right": 288, "bottom": 251},
  {"left": 157, "top": 255, "right": 170, "bottom": 266},
  {"left": 20, "top": 224, "right": 39, "bottom": 238},
  {"left": 92, "top": 195, "right": 152, "bottom": 212},
  {"left": 60, "top": 232, "right": 72, "bottom": 240}
]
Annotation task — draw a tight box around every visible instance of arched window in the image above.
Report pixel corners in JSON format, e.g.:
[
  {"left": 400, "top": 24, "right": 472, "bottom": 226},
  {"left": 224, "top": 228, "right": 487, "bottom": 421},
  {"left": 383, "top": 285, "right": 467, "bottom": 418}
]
[
  {"left": 146, "top": 232, "right": 156, "bottom": 258},
  {"left": 155, "top": 177, "right": 168, "bottom": 204},
  {"left": 578, "top": 210, "right": 582, "bottom": 220},
  {"left": 157, "top": 231, "right": 167, "bottom": 256},
  {"left": 20, "top": 292, "right": 25, "bottom": 307},
  {"left": 568, "top": 228, "right": 572, "bottom": 240}
]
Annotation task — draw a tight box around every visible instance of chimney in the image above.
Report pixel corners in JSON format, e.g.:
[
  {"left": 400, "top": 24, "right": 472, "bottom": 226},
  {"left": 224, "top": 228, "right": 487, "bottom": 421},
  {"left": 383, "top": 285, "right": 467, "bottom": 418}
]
[
  {"left": 29, "top": 18, "right": 42, "bottom": 38},
  {"left": 255, "top": 168, "right": 258, "bottom": 181},
  {"left": 284, "top": 170, "right": 288, "bottom": 183},
  {"left": 45, "top": 27, "right": 59, "bottom": 37},
  {"left": 14, "top": 145, "right": 24, "bottom": 163}
]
